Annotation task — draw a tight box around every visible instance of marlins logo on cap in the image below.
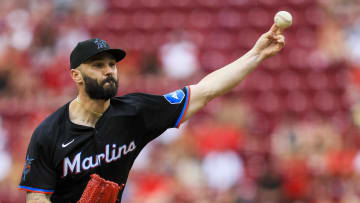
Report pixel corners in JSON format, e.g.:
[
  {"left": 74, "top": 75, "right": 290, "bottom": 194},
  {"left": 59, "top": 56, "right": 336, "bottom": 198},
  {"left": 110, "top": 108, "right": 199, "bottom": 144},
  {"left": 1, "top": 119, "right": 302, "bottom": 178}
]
[
  {"left": 70, "top": 38, "right": 126, "bottom": 69},
  {"left": 94, "top": 38, "right": 109, "bottom": 49}
]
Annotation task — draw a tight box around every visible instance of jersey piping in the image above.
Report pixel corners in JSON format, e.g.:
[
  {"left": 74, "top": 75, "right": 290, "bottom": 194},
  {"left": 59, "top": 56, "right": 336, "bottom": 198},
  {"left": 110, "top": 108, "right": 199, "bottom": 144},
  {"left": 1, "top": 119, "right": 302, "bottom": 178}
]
[
  {"left": 18, "top": 185, "right": 54, "bottom": 194},
  {"left": 175, "top": 86, "right": 191, "bottom": 128}
]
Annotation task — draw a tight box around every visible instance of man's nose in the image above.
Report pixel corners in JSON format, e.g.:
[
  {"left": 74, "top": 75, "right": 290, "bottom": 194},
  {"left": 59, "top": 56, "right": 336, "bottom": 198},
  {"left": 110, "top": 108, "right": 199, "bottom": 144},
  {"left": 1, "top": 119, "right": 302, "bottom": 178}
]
[{"left": 104, "top": 65, "right": 115, "bottom": 76}]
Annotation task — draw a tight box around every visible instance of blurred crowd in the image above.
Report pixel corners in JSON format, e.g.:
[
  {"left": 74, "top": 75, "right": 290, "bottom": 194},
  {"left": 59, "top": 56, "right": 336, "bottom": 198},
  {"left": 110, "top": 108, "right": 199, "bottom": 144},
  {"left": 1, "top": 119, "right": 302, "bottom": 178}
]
[{"left": 1, "top": 0, "right": 360, "bottom": 202}]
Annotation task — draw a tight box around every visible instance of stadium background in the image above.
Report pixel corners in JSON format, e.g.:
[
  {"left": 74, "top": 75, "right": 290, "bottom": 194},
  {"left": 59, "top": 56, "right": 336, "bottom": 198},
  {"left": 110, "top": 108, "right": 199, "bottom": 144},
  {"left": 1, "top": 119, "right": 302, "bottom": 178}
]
[{"left": 0, "top": 0, "right": 360, "bottom": 202}]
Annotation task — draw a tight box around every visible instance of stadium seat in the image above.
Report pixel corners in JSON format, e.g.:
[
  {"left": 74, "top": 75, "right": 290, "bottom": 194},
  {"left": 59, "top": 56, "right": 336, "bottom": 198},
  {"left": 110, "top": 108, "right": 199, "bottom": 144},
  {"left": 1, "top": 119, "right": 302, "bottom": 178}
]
[
  {"left": 200, "top": 50, "right": 227, "bottom": 71},
  {"left": 247, "top": 70, "right": 274, "bottom": 91},
  {"left": 132, "top": 11, "right": 158, "bottom": 30},
  {"left": 304, "top": 7, "right": 326, "bottom": 26},
  {"left": 247, "top": 8, "right": 271, "bottom": 28},
  {"left": 286, "top": 91, "right": 309, "bottom": 113},
  {"left": 111, "top": 0, "right": 136, "bottom": 9},
  {"left": 217, "top": 9, "right": 244, "bottom": 29},
  {"left": 205, "top": 31, "right": 233, "bottom": 50},
  {"left": 262, "top": 55, "right": 286, "bottom": 71},
  {"left": 258, "top": 0, "right": 285, "bottom": 8},
  {"left": 148, "top": 31, "right": 169, "bottom": 48},
  {"left": 306, "top": 72, "right": 329, "bottom": 90},
  {"left": 255, "top": 92, "right": 280, "bottom": 113},
  {"left": 237, "top": 28, "right": 260, "bottom": 49},
  {"left": 226, "top": 0, "right": 254, "bottom": 9},
  {"left": 105, "top": 13, "right": 132, "bottom": 31},
  {"left": 288, "top": 49, "right": 310, "bottom": 70},
  {"left": 312, "top": 91, "right": 338, "bottom": 112},
  {"left": 140, "top": 0, "right": 164, "bottom": 9},
  {"left": 295, "top": 27, "right": 317, "bottom": 49},
  {"left": 169, "top": 0, "right": 194, "bottom": 8},
  {"left": 188, "top": 10, "right": 214, "bottom": 29},
  {"left": 288, "top": 0, "right": 313, "bottom": 8},
  {"left": 330, "top": 110, "right": 352, "bottom": 132},
  {"left": 278, "top": 71, "right": 302, "bottom": 91},
  {"left": 196, "top": 0, "right": 223, "bottom": 8},
  {"left": 159, "top": 10, "right": 187, "bottom": 29}
]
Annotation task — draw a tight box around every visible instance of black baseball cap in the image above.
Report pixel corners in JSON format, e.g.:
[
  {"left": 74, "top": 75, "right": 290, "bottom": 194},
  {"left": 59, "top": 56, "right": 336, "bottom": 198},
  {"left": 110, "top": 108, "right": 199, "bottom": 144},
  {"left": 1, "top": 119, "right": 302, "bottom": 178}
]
[{"left": 70, "top": 38, "right": 126, "bottom": 69}]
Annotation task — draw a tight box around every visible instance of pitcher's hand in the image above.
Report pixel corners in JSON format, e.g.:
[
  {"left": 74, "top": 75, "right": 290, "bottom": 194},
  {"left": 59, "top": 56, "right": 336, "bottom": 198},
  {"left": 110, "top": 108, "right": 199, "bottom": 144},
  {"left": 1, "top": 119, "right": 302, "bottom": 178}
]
[{"left": 251, "top": 24, "right": 286, "bottom": 61}]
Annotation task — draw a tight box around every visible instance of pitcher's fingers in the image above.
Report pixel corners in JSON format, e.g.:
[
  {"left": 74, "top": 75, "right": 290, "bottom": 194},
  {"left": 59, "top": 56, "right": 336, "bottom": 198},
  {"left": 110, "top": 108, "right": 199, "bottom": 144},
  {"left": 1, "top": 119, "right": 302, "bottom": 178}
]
[
  {"left": 273, "top": 35, "right": 285, "bottom": 43},
  {"left": 266, "top": 24, "right": 282, "bottom": 41},
  {"left": 269, "top": 24, "right": 280, "bottom": 34},
  {"left": 279, "top": 35, "right": 285, "bottom": 44},
  {"left": 276, "top": 35, "right": 285, "bottom": 46}
]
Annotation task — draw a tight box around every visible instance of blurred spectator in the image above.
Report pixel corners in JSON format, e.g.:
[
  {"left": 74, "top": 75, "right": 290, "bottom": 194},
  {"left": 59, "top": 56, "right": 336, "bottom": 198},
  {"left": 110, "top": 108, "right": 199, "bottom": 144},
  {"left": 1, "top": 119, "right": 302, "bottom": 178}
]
[
  {"left": 5, "top": 8, "right": 33, "bottom": 52},
  {"left": 254, "top": 158, "right": 283, "bottom": 203},
  {"left": 202, "top": 150, "right": 245, "bottom": 191},
  {"left": 160, "top": 31, "right": 200, "bottom": 80},
  {"left": 140, "top": 51, "right": 161, "bottom": 75},
  {"left": 0, "top": 117, "right": 11, "bottom": 181}
]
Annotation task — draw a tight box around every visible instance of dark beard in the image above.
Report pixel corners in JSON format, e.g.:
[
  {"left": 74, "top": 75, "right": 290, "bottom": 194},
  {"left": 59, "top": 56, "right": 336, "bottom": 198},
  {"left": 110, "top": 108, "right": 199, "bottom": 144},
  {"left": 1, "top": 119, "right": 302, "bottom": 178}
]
[{"left": 82, "top": 73, "right": 119, "bottom": 100}]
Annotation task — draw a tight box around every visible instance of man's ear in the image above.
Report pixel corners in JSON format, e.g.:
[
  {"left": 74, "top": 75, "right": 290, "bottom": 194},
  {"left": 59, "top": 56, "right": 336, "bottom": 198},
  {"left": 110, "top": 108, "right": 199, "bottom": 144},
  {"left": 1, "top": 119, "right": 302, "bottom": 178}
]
[{"left": 70, "top": 68, "right": 83, "bottom": 84}]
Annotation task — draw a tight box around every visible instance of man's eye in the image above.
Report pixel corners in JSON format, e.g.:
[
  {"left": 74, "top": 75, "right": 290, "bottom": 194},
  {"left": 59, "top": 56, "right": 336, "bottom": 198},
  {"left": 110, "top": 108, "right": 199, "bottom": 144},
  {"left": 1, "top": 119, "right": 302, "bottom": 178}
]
[
  {"left": 109, "top": 63, "right": 115, "bottom": 67},
  {"left": 94, "top": 63, "right": 103, "bottom": 67}
]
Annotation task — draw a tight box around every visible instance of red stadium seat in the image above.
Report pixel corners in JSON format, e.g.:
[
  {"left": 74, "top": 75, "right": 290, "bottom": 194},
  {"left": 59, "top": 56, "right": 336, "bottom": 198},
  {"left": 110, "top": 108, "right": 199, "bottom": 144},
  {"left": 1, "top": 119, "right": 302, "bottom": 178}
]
[
  {"left": 217, "top": 9, "right": 244, "bottom": 29},
  {"left": 307, "top": 51, "right": 330, "bottom": 71},
  {"left": 159, "top": 10, "right": 187, "bottom": 29},
  {"left": 288, "top": 0, "right": 313, "bottom": 8},
  {"left": 304, "top": 7, "right": 326, "bottom": 26},
  {"left": 255, "top": 92, "right": 280, "bottom": 113},
  {"left": 247, "top": 8, "right": 271, "bottom": 28},
  {"left": 205, "top": 31, "right": 233, "bottom": 50},
  {"left": 132, "top": 11, "right": 159, "bottom": 30},
  {"left": 188, "top": 10, "right": 214, "bottom": 29},
  {"left": 332, "top": 69, "right": 348, "bottom": 90},
  {"left": 111, "top": 0, "right": 137, "bottom": 9},
  {"left": 187, "top": 30, "right": 206, "bottom": 47},
  {"left": 249, "top": 112, "right": 276, "bottom": 134},
  {"left": 262, "top": 55, "right": 286, "bottom": 71},
  {"left": 286, "top": 90, "right": 309, "bottom": 113},
  {"left": 237, "top": 28, "right": 260, "bottom": 49},
  {"left": 295, "top": 27, "right": 317, "bottom": 49},
  {"left": 306, "top": 72, "right": 329, "bottom": 90},
  {"left": 117, "top": 31, "right": 147, "bottom": 51},
  {"left": 148, "top": 31, "right": 169, "bottom": 48},
  {"left": 200, "top": 50, "right": 227, "bottom": 71},
  {"left": 196, "top": 0, "right": 223, "bottom": 8},
  {"left": 330, "top": 110, "right": 352, "bottom": 133},
  {"left": 226, "top": 0, "right": 254, "bottom": 9},
  {"left": 169, "top": 0, "right": 194, "bottom": 8},
  {"left": 258, "top": 0, "right": 285, "bottom": 8},
  {"left": 247, "top": 70, "right": 274, "bottom": 91},
  {"left": 105, "top": 13, "right": 132, "bottom": 31},
  {"left": 288, "top": 49, "right": 310, "bottom": 70},
  {"left": 278, "top": 71, "right": 302, "bottom": 91},
  {"left": 140, "top": 0, "right": 164, "bottom": 9},
  {"left": 312, "top": 91, "right": 338, "bottom": 112}
]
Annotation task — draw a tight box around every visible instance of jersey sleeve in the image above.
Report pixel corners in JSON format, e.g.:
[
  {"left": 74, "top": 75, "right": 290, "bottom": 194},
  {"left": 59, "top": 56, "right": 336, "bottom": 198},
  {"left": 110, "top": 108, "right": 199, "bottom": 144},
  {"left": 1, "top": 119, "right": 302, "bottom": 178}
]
[
  {"left": 128, "top": 86, "right": 191, "bottom": 139},
  {"left": 18, "top": 127, "right": 57, "bottom": 194}
]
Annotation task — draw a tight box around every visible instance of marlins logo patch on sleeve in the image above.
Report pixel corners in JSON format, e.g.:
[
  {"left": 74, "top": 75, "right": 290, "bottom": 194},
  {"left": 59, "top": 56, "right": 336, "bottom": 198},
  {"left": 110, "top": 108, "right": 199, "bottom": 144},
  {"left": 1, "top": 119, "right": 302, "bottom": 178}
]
[{"left": 164, "top": 89, "right": 185, "bottom": 104}]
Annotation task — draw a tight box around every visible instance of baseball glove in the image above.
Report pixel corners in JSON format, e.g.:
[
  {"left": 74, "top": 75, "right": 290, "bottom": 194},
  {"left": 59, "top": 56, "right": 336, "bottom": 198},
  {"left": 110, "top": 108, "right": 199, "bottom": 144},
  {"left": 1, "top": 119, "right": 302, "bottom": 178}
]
[{"left": 77, "top": 174, "right": 124, "bottom": 203}]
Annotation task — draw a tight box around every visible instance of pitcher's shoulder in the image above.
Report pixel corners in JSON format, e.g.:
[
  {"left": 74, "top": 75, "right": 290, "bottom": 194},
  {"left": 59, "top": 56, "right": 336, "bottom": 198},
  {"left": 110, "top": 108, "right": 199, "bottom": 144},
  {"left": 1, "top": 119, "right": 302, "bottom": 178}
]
[{"left": 33, "top": 103, "right": 68, "bottom": 141}]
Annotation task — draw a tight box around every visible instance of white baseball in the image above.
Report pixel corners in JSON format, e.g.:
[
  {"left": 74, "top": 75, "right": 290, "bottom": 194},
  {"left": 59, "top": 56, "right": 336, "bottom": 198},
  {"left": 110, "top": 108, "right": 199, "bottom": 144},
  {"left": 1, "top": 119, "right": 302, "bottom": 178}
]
[{"left": 274, "top": 11, "right": 292, "bottom": 29}]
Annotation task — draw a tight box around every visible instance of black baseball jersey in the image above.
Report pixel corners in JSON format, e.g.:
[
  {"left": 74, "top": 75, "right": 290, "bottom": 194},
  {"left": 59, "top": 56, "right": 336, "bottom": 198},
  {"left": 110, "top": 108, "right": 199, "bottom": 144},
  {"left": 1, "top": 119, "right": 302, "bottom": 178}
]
[{"left": 18, "top": 87, "right": 190, "bottom": 202}]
